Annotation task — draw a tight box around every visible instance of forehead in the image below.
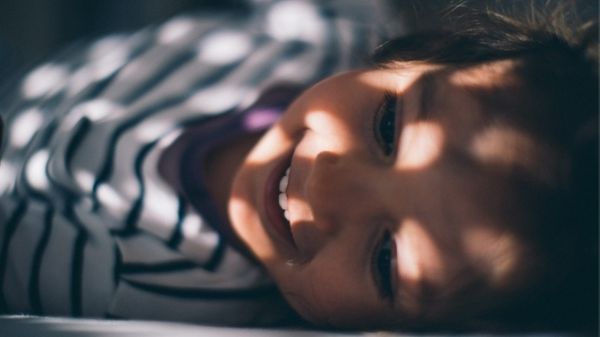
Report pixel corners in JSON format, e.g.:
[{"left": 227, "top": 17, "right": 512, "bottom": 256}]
[
  {"left": 397, "top": 61, "right": 543, "bottom": 310},
  {"left": 409, "top": 61, "right": 564, "bottom": 187}
]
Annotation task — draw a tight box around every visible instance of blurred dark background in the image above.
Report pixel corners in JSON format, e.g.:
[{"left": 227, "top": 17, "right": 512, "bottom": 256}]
[
  {"left": 0, "top": 0, "right": 249, "bottom": 80},
  {"left": 0, "top": 0, "right": 597, "bottom": 81}
]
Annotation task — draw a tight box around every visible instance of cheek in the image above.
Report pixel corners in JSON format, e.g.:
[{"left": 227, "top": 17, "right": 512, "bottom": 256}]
[
  {"left": 274, "top": 246, "right": 390, "bottom": 327},
  {"left": 302, "top": 109, "right": 360, "bottom": 154},
  {"left": 271, "top": 249, "right": 350, "bottom": 322},
  {"left": 272, "top": 263, "right": 331, "bottom": 324},
  {"left": 247, "top": 125, "right": 290, "bottom": 164},
  {"left": 399, "top": 121, "right": 445, "bottom": 170},
  {"left": 398, "top": 218, "right": 444, "bottom": 283}
]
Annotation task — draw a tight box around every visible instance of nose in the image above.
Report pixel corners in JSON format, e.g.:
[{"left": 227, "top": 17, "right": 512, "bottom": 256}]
[{"left": 304, "top": 151, "right": 372, "bottom": 235}]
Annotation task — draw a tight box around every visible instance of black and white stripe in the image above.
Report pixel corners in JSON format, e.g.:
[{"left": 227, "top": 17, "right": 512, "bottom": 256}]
[{"left": 0, "top": 0, "right": 381, "bottom": 325}]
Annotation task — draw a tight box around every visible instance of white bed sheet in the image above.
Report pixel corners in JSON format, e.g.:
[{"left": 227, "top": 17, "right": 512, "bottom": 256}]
[{"left": 0, "top": 315, "right": 575, "bottom": 337}]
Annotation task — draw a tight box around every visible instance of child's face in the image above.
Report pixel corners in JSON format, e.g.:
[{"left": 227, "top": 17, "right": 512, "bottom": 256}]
[{"left": 229, "top": 61, "right": 546, "bottom": 328}]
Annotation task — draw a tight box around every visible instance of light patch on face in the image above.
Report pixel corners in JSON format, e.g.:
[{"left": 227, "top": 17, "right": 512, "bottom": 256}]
[
  {"left": 449, "top": 60, "right": 517, "bottom": 89},
  {"left": 397, "top": 218, "right": 442, "bottom": 282},
  {"left": 305, "top": 110, "right": 336, "bottom": 133},
  {"left": 244, "top": 124, "right": 293, "bottom": 165},
  {"left": 398, "top": 224, "right": 421, "bottom": 281},
  {"left": 398, "top": 121, "right": 445, "bottom": 170},
  {"left": 228, "top": 194, "right": 279, "bottom": 263},
  {"left": 303, "top": 110, "right": 348, "bottom": 151},
  {"left": 357, "top": 64, "right": 438, "bottom": 93},
  {"left": 463, "top": 227, "right": 520, "bottom": 286},
  {"left": 286, "top": 194, "right": 314, "bottom": 234},
  {"left": 470, "top": 125, "right": 565, "bottom": 186}
]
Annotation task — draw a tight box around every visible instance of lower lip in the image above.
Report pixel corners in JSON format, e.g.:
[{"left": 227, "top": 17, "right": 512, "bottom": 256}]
[{"left": 264, "top": 152, "right": 296, "bottom": 250}]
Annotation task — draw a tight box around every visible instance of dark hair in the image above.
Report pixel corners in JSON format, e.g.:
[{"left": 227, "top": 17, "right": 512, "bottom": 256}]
[{"left": 372, "top": 1, "right": 598, "bottom": 332}]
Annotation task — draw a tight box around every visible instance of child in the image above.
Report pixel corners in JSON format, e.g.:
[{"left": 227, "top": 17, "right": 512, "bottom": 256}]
[{"left": 0, "top": 0, "right": 597, "bottom": 332}]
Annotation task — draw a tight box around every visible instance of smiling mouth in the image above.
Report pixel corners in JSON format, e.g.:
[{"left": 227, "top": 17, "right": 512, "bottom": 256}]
[
  {"left": 278, "top": 167, "right": 291, "bottom": 221},
  {"left": 265, "top": 153, "right": 296, "bottom": 249}
]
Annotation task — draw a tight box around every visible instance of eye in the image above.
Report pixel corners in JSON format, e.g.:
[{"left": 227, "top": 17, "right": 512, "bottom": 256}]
[
  {"left": 373, "top": 92, "right": 398, "bottom": 157},
  {"left": 372, "top": 230, "right": 396, "bottom": 301}
]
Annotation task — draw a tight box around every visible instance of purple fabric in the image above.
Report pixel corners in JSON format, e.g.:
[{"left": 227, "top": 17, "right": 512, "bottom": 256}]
[{"left": 178, "top": 83, "right": 304, "bottom": 234}]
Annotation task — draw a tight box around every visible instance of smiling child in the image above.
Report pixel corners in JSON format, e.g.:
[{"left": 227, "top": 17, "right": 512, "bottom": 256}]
[{"left": 0, "top": 0, "right": 597, "bottom": 332}]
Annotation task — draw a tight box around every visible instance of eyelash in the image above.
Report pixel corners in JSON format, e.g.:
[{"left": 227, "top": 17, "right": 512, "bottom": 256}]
[
  {"left": 373, "top": 91, "right": 398, "bottom": 157},
  {"left": 369, "top": 92, "right": 398, "bottom": 300},
  {"left": 373, "top": 230, "right": 395, "bottom": 301}
]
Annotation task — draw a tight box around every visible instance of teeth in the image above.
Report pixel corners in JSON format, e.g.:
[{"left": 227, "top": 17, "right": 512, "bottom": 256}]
[
  {"left": 278, "top": 167, "right": 291, "bottom": 221},
  {"left": 278, "top": 193, "right": 288, "bottom": 209},
  {"left": 279, "top": 168, "right": 290, "bottom": 192}
]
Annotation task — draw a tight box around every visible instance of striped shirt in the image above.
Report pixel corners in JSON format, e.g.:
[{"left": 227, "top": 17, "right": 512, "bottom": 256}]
[{"left": 0, "top": 0, "right": 381, "bottom": 325}]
